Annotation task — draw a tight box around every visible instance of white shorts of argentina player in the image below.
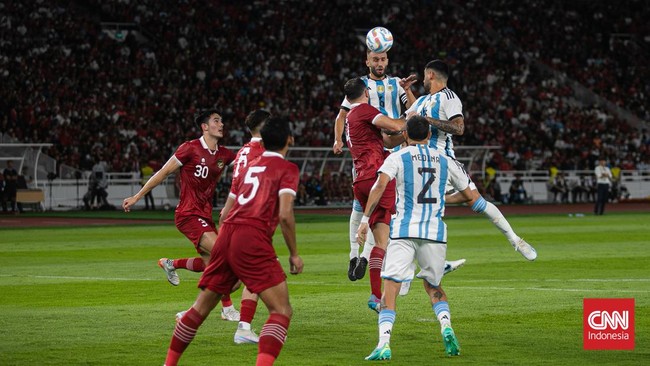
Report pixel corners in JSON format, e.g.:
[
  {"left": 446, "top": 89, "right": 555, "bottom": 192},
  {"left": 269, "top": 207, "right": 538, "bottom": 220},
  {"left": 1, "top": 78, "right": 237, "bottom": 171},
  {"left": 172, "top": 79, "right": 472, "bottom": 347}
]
[
  {"left": 445, "top": 160, "right": 477, "bottom": 194},
  {"left": 381, "top": 238, "right": 447, "bottom": 287}
]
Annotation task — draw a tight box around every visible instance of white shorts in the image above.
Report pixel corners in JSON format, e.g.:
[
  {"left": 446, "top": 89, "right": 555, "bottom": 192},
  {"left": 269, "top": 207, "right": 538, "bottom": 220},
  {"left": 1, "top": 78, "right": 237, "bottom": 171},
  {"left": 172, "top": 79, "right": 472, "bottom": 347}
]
[
  {"left": 445, "top": 161, "right": 476, "bottom": 194},
  {"left": 381, "top": 238, "right": 447, "bottom": 287}
]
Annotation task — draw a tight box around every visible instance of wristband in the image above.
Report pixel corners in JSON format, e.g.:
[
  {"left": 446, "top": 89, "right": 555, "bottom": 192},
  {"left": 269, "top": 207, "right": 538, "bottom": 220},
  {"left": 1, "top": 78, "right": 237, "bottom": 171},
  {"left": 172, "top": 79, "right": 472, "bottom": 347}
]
[{"left": 360, "top": 215, "right": 370, "bottom": 224}]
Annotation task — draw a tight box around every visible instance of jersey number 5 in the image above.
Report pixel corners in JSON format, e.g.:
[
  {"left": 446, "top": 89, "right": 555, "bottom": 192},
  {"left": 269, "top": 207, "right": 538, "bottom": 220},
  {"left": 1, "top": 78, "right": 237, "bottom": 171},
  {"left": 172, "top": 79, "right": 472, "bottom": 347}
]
[
  {"left": 238, "top": 166, "right": 267, "bottom": 205},
  {"left": 233, "top": 147, "right": 251, "bottom": 178},
  {"left": 417, "top": 167, "right": 438, "bottom": 204}
]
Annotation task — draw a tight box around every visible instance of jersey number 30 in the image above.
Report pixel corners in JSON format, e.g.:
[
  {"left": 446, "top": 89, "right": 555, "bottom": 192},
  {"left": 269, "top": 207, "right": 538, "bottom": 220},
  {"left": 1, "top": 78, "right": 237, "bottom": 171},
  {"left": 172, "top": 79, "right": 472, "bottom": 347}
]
[
  {"left": 238, "top": 166, "right": 267, "bottom": 205},
  {"left": 417, "top": 167, "right": 438, "bottom": 204},
  {"left": 194, "top": 165, "right": 209, "bottom": 179}
]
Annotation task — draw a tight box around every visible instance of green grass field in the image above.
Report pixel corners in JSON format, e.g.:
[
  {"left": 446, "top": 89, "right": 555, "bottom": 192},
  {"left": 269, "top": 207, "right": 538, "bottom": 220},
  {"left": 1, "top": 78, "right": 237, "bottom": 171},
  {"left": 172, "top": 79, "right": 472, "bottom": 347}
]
[{"left": 1, "top": 211, "right": 649, "bottom": 365}]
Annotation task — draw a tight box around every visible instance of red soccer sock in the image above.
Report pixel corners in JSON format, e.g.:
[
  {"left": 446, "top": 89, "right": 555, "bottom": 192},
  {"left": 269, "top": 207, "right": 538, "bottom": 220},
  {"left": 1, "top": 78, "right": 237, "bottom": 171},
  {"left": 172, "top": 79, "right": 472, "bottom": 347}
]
[
  {"left": 369, "top": 246, "right": 386, "bottom": 299},
  {"left": 257, "top": 313, "right": 291, "bottom": 365},
  {"left": 256, "top": 353, "right": 276, "bottom": 366},
  {"left": 240, "top": 299, "right": 258, "bottom": 324},
  {"left": 172, "top": 258, "right": 205, "bottom": 272},
  {"left": 165, "top": 307, "right": 206, "bottom": 366},
  {"left": 221, "top": 295, "right": 233, "bottom": 307}
]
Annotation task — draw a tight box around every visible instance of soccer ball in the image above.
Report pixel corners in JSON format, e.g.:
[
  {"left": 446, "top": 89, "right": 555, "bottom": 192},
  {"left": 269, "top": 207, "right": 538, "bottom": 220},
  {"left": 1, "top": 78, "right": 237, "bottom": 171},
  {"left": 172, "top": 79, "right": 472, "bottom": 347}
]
[{"left": 366, "top": 27, "right": 394, "bottom": 53}]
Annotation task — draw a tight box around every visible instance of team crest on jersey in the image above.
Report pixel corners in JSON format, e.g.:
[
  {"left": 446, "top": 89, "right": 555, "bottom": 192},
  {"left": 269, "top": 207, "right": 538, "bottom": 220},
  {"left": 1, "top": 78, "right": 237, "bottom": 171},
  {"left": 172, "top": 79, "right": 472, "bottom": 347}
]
[
  {"left": 377, "top": 85, "right": 385, "bottom": 93},
  {"left": 201, "top": 157, "right": 206, "bottom": 165},
  {"left": 387, "top": 85, "right": 394, "bottom": 91},
  {"left": 217, "top": 159, "right": 224, "bottom": 169}
]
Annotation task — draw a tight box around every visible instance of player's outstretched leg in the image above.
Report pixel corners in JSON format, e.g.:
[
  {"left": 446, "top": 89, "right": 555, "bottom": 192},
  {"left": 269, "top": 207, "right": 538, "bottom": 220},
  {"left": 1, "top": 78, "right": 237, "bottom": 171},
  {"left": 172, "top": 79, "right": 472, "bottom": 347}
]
[{"left": 470, "top": 196, "right": 537, "bottom": 261}]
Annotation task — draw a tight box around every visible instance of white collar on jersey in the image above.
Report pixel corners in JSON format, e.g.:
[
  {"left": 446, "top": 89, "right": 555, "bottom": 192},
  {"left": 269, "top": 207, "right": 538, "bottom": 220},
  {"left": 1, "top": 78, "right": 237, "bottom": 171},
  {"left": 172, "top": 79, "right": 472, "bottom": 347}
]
[
  {"left": 250, "top": 137, "right": 262, "bottom": 142},
  {"left": 200, "top": 136, "right": 218, "bottom": 155},
  {"left": 262, "top": 151, "right": 284, "bottom": 159}
]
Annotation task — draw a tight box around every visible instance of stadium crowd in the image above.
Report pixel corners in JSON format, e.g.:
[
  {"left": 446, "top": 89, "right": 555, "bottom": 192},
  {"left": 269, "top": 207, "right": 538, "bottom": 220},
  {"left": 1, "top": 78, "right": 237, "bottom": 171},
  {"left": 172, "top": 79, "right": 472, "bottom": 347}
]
[{"left": 1, "top": 0, "right": 648, "bottom": 184}]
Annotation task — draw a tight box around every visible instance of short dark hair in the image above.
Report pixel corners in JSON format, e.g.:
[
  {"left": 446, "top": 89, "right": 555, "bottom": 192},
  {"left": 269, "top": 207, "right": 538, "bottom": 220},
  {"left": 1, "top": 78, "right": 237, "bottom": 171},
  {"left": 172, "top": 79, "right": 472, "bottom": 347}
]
[
  {"left": 245, "top": 109, "right": 271, "bottom": 133},
  {"left": 261, "top": 117, "right": 292, "bottom": 151},
  {"left": 194, "top": 109, "right": 220, "bottom": 130},
  {"left": 344, "top": 77, "right": 367, "bottom": 100},
  {"left": 425, "top": 60, "right": 449, "bottom": 80},
  {"left": 406, "top": 115, "right": 430, "bottom": 141}
]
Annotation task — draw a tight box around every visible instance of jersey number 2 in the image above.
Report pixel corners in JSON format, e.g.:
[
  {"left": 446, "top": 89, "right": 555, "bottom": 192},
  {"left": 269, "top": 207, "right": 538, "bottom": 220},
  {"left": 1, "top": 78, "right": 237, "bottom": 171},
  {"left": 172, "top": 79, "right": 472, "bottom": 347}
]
[
  {"left": 238, "top": 166, "right": 267, "bottom": 205},
  {"left": 417, "top": 167, "right": 438, "bottom": 204}
]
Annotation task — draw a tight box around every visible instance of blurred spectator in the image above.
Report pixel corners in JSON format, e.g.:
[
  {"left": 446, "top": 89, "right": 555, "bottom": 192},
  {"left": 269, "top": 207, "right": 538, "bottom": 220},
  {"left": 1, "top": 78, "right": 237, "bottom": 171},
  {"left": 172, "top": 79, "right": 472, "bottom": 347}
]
[
  {"left": 84, "top": 157, "right": 110, "bottom": 210},
  {"left": 594, "top": 158, "right": 613, "bottom": 215},
  {"left": 570, "top": 175, "right": 592, "bottom": 203},
  {"left": 15, "top": 167, "right": 31, "bottom": 213},
  {"left": 3, "top": 161, "right": 18, "bottom": 213},
  {"left": 140, "top": 160, "right": 155, "bottom": 210},
  {"left": 508, "top": 174, "right": 527, "bottom": 204},
  {"left": 296, "top": 180, "right": 308, "bottom": 206},
  {"left": 306, "top": 174, "right": 327, "bottom": 206},
  {"left": 549, "top": 172, "right": 569, "bottom": 203},
  {"left": 484, "top": 175, "right": 503, "bottom": 203},
  {"left": 0, "top": 172, "right": 6, "bottom": 212}
]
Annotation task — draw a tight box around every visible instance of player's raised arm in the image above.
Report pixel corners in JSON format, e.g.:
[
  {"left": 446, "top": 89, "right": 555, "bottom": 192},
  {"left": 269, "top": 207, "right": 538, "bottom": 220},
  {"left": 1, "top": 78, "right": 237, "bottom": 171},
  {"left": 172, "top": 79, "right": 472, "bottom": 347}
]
[
  {"left": 123, "top": 156, "right": 181, "bottom": 212},
  {"left": 399, "top": 74, "right": 418, "bottom": 108},
  {"left": 333, "top": 108, "right": 348, "bottom": 154}
]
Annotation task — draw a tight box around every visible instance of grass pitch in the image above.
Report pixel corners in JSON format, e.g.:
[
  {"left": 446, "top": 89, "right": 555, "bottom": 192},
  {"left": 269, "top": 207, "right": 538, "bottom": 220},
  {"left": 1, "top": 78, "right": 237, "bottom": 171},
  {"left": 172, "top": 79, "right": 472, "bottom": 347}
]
[{"left": 1, "top": 211, "right": 648, "bottom": 365}]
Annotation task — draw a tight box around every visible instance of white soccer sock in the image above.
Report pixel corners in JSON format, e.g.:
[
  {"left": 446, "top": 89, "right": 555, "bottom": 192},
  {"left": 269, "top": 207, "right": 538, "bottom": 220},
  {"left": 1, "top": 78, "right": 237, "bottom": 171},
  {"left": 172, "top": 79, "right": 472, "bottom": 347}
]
[
  {"left": 433, "top": 302, "right": 451, "bottom": 332},
  {"left": 349, "top": 209, "right": 362, "bottom": 259},
  {"left": 360, "top": 228, "right": 376, "bottom": 259},
  {"left": 473, "top": 197, "right": 519, "bottom": 243},
  {"left": 238, "top": 321, "right": 251, "bottom": 330},
  {"left": 378, "top": 310, "right": 395, "bottom": 348}
]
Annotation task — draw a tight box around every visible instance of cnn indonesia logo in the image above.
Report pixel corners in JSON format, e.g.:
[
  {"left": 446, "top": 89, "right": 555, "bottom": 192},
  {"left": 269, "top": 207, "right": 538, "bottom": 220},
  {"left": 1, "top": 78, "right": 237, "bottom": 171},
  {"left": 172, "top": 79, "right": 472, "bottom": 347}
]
[{"left": 583, "top": 298, "right": 634, "bottom": 350}]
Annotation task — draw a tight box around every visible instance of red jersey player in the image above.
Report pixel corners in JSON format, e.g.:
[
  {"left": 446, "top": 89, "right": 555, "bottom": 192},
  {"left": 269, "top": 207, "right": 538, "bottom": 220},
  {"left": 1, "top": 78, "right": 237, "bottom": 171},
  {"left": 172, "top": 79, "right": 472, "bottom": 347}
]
[
  {"left": 164, "top": 117, "right": 303, "bottom": 366},
  {"left": 121, "top": 109, "right": 239, "bottom": 318},
  {"left": 219, "top": 109, "right": 271, "bottom": 345},
  {"left": 343, "top": 77, "right": 405, "bottom": 313}
]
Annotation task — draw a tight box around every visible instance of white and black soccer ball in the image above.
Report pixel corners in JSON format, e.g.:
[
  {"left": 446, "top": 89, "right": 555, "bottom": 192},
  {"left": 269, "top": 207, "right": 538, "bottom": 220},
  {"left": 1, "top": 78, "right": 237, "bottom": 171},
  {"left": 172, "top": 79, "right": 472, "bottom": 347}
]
[{"left": 365, "top": 26, "right": 394, "bottom": 53}]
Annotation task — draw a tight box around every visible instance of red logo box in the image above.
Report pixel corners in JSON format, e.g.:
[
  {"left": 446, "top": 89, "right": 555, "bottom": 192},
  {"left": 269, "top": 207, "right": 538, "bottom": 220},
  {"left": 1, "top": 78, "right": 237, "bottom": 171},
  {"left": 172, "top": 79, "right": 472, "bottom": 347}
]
[{"left": 583, "top": 298, "right": 634, "bottom": 350}]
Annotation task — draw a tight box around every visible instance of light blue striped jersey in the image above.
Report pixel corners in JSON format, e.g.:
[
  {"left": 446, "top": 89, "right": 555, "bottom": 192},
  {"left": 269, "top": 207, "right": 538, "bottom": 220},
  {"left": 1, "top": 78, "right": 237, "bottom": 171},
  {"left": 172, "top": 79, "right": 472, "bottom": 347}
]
[
  {"left": 405, "top": 87, "right": 463, "bottom": 159},
  {"left": 341, "top": 75, "right": 408, "bottom": 119},
  {"left": 379, "top": 144, "right": 469, "bottom": 243}
]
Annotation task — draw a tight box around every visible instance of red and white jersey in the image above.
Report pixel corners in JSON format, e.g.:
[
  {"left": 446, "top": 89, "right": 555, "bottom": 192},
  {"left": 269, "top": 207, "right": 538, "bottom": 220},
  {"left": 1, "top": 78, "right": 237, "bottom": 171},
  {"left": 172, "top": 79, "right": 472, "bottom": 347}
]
[
  {"left": 173, "top": 136, "right": 236, "bottom": 218},
  {"left": 345, "top": 103, "right": 386, "bottom": 183},
  {"left": 225, "top": 151, "right": 299, "bottom": 236},
  {"left": 231, "top": 137, "right": 265, "bottom": 189}
]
